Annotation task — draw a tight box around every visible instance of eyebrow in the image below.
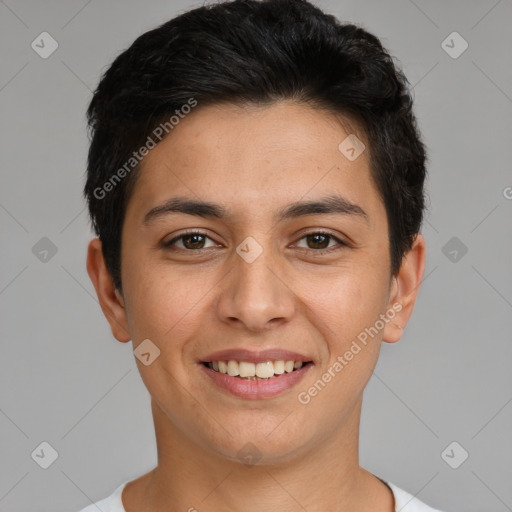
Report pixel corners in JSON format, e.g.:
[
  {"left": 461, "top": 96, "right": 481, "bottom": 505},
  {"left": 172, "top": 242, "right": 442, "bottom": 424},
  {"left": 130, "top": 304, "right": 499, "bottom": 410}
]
[{"left": 143, "top": 194, "right": 368, "bottom": 225}]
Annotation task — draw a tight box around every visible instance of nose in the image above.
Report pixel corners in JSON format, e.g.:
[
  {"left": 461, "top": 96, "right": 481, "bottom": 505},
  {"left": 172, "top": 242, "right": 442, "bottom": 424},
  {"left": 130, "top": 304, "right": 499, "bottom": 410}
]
[{"left": 215, "top": 242, "right": 296, "bottom": 332}]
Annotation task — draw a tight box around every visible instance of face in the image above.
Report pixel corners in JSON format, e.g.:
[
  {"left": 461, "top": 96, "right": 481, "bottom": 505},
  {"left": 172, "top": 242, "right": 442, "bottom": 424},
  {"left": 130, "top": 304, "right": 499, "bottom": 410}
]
[{"left": 88, "top": 100, "right": 424, "bottom": 465}]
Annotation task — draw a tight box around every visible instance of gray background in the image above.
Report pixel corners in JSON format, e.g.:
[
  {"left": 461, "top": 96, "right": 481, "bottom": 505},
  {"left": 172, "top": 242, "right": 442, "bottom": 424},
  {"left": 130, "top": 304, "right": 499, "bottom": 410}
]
[{"left": 1, "top": 0, "right": 511, "bottom": 511}]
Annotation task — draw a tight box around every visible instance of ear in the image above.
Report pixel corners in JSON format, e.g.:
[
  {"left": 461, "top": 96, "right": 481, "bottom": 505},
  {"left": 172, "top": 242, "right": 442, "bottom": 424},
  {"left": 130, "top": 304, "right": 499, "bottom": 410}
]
[
  {"left": 86, "top": 237, "right": 131, "bottom": 343},
  {"left": 382, "top": 233, "right": 426, "bottom": 343}
]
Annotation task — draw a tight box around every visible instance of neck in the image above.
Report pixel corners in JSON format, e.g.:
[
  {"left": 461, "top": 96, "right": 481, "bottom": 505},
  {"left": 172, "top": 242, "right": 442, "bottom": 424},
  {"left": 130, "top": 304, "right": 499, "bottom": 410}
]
[{"left": 123, "top": 398, "right": 394, "bottom": 512}]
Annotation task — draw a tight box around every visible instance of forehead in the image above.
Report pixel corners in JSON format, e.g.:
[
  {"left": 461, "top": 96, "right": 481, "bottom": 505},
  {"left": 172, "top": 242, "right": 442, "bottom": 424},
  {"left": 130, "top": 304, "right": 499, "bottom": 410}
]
[{"left": 125, "top": 101, "right": 384, "bottom": 226}]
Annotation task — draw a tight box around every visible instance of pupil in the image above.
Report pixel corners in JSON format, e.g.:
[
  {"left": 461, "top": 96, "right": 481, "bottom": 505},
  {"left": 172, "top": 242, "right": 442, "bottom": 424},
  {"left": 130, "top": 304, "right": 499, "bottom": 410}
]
[
  {"left": 184, "top": 234, "right": 204, "bottom": 249},
  {"left": 308, "top": 233, "right": 328, "bottom": 249}
]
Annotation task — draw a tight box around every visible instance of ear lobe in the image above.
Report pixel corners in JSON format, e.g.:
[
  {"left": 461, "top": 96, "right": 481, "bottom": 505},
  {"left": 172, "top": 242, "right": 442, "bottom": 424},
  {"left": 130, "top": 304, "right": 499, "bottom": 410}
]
[
  {"left": 86, "top": 238, "right": 131, "bottom": 343},
  {"left": 382, "top": 233, "right": 426, "bottom": 343}
]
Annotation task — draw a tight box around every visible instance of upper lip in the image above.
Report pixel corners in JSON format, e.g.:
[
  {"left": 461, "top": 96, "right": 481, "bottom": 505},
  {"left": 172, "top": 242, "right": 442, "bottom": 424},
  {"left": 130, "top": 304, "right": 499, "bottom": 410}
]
[{"left": 200, "top": 348, "right": 313, "bottom": 364}]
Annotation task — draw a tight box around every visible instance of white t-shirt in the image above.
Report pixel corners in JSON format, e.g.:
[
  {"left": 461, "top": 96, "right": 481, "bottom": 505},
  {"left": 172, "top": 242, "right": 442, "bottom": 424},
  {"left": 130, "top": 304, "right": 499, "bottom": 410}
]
[{"left": 77, "top": 479, "right": 443, "bottom": 512}]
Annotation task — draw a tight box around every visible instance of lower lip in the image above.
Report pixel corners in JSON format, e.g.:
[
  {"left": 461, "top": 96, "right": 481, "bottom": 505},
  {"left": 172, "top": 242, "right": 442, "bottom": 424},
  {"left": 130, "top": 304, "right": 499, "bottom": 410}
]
[{"left": 199, "top": 363, "right": 312, "bottom": 400}]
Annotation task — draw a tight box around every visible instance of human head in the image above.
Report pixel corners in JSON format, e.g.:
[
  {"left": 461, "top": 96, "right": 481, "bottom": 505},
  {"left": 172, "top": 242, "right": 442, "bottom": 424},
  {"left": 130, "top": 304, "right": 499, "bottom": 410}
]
[
  {"left": 84, "top": 0, "right": 428, "bottom": 293},
  {"left": 84, "top": 0, "right": 428, "bottom": 472}
]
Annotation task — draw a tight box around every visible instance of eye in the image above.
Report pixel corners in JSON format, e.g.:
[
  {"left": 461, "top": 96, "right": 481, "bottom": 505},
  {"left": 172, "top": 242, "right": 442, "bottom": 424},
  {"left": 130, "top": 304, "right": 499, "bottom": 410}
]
[
  {"left": 294, "top": 231, "right": 348, "bottom": 253},
  {"left": 163, "top": 230, "right": 218, "bottom": 250}
]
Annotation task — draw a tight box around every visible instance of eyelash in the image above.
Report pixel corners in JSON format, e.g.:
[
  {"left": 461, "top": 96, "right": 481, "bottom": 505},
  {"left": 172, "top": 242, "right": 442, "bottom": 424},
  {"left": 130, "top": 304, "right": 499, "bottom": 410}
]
[{"left": 162, "top": 229, "right": 349, "bottom": 255}]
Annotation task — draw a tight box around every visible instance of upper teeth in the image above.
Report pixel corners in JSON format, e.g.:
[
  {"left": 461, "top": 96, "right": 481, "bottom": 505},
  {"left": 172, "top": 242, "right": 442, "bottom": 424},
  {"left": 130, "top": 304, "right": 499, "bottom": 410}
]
[{"left": 209, "top": 360, "right": 303, "bottom": 378}]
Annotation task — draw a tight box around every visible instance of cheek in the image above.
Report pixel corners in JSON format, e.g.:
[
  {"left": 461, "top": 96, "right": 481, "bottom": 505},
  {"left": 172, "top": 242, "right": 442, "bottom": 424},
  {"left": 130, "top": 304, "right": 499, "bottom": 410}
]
[
  {"left": 122, "top": 257, "right": 212, "bottom": 340},
  {"left": 298, "top": 265, "right": 390, "bottom": 368},
  {"left": 308, "top": 265, "right": 387, "bottom": 323}
]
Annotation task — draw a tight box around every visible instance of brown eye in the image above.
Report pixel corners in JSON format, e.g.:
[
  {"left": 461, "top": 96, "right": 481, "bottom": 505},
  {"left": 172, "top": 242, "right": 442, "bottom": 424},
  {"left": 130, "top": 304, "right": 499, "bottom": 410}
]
[
  {"left": 306, "top": 233, "right": 331, "bottom": 249},
  {"left": 295, "top": 231, "right": 348, "bottom": 253},
  {"left": 163, "top": 231, "right": 217, "bottom": 250},
  {"left": 181, "top": 233, "right": 207, "bottom": 249}
]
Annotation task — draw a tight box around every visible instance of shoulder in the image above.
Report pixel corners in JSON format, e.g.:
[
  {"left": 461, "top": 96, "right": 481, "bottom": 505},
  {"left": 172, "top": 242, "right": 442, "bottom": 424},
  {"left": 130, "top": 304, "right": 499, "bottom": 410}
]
[
  {"left": 387, "top": 481, "right": 444, "bottom": 512},
  {"left": 76, "top": 481, "right": 128, "bottom": 512}
]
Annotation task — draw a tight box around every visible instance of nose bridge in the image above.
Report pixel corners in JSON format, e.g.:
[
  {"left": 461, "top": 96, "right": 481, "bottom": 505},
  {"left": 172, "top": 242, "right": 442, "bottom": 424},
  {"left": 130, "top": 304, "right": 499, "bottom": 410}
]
[
  {"left": 236, "top": 242, "right": 276, "bottom": 295},
  {"left": 217, "top": 234, "right": 294, "bottom": 331}
]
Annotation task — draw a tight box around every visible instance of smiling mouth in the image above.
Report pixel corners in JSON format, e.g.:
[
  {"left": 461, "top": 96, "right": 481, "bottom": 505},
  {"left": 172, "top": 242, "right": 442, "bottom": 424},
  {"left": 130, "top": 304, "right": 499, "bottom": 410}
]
[{"left": 202, "top": 360, "right": 313, "bottom": 380}]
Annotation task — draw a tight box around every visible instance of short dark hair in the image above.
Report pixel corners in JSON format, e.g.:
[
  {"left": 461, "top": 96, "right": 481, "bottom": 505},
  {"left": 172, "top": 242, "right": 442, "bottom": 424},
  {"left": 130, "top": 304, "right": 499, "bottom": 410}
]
[{"left": 84, "top": 0, "right": 428, "bottom": 292}]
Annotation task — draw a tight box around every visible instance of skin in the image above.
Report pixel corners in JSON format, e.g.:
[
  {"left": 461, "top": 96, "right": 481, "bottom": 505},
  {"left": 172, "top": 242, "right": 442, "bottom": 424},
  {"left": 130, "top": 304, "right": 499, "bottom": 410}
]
[{"left": 87, "top": 100, "right": 426, "bottom": 512}]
